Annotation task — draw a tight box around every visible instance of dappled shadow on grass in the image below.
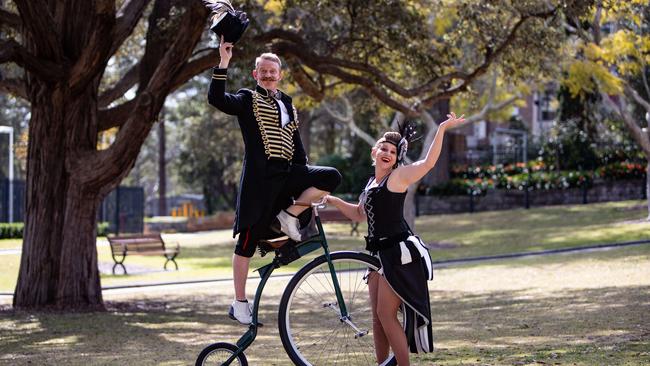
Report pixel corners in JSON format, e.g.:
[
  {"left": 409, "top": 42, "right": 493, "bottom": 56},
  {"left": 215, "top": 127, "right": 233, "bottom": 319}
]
[
  {"left": 1, "top": 280, "right": 648, "bottom": 365},
  {"left": 426, "top": 285, "right": 650, "bottom": 365},
  {"left": 0, "top": 290, "right": 289, "bottom": 366}
]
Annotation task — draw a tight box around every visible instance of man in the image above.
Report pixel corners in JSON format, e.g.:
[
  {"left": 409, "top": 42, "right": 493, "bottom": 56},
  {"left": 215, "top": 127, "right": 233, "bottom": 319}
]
[{"left": 208, "top": 37, "right": 341, "bottom": 325}]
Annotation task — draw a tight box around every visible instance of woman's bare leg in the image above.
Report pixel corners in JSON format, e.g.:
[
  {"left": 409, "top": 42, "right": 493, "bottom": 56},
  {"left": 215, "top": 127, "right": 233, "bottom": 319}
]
[
  {"left": 368, "top": 272, "right": 390, "bottom": 364},
  {"left": 376, "top": 275, "right": 409, "bottom": 366}
]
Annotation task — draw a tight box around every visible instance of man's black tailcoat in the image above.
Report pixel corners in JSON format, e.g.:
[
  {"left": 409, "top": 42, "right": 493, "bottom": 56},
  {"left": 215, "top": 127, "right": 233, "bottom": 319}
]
[{"left": 207, "top": 67, "right": 307, "bottom": 237}]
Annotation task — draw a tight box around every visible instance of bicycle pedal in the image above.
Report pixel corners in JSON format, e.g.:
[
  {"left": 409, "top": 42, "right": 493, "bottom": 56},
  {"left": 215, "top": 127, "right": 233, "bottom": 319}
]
[{"left": 258, "top": 246, "right": 270, "bottom": 257}]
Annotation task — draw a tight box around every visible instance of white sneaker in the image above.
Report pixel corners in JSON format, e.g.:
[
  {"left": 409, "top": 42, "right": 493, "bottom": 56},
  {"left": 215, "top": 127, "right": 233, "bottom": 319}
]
[
  {"left": 378, "top": 354, "right": 395, "bottom": 366},
  {"left": 229, "top": 300, "right": 252, "bottom": 325},
  {"left": 276, "top": 210, "right": 302, "bottom": 241}
]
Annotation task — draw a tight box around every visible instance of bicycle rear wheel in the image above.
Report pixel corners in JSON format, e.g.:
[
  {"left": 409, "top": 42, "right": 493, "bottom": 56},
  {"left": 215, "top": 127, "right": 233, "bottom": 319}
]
[{"left": 278, "top": 251, "right": 398, "bottom": 366}]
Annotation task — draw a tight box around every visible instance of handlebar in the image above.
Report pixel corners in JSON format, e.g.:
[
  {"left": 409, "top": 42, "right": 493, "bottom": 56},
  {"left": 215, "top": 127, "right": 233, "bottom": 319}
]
[{"left": 292, "top": 197, "right": 327, "bottom": 208}]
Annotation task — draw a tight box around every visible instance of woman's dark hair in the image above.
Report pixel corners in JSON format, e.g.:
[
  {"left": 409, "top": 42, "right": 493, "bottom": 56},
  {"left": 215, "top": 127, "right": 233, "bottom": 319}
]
[{"left": 375, "top": 131, "right": 401, "bottom": 148}]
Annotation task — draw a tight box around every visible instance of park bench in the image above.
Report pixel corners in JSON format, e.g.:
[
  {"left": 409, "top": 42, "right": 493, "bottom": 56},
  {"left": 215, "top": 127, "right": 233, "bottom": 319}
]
[
  {"left": 107, "top": 234, "right": 180, "bottom": 275},
  {"left": 318, "top": 209, "right": 360, "bottom": 236}
]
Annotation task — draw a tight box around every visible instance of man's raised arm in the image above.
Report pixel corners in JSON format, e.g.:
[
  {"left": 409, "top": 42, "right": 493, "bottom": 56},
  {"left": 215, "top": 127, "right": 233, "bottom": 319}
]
[{"left": 207, "top": 37, "right": 246, "bottom": 116}]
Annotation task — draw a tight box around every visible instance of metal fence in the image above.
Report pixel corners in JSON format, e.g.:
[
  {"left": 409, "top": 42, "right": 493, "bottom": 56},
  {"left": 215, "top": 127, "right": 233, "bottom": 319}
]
[
  {"left": 1, "top": 179, "right": 143, "bottom": 234},
  {"left": 98, "top": 186, "right": 144, "bottom": 234},
  {"left": 0, "top": 179, "right": 24, "bottom": 223}
]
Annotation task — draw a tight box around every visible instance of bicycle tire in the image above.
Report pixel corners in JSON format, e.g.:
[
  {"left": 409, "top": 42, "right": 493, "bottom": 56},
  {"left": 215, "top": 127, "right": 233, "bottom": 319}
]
[
  {"left": 195, "top": 342, "right": 248, "bottom": 366},
  {"left": 278, "top": 251, "right": 398, "bottom": 366}
]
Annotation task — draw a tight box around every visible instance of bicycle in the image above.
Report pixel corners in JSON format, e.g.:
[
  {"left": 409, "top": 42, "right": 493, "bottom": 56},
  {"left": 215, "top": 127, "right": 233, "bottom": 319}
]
[{"left": 195, "top": 199, "right": 400, "bottom": 366}]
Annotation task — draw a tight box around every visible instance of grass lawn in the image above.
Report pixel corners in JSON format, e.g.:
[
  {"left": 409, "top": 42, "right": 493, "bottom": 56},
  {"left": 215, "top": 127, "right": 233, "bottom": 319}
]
[
  {"left": 0, "top": 244, "right": 648, "bottom": 365},
  {"left": 0, "top": 199, "right": 649, "bottom": 293}
]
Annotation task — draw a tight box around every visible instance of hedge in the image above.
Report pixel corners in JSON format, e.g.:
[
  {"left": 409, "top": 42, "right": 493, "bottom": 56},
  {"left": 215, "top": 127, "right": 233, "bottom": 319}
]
[
  {"left": 0, "top": 222, "right": 110, "bottom": 239},
  {"left": 421, "top": 161, "right": 645, "bottom": 197}
]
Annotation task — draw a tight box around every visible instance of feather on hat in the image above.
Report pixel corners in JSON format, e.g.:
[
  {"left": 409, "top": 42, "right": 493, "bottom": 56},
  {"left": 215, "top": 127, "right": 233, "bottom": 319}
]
[{"left": 203, "top": 0, "right": 249, "bottom": 43}]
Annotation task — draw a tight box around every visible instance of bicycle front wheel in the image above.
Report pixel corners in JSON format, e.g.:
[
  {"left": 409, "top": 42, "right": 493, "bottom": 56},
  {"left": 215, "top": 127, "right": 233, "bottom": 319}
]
[
  {"left": 278, "top": 251, "right": 397, "bottom": 366},
  {"left": 195, "top": 342, "right": 247, "bottom": 366}
]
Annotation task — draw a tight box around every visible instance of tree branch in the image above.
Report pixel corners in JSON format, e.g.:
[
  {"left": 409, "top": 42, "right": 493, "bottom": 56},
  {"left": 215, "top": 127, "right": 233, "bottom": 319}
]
[
  {"left": 417, "top": 110, "right": 439, "bottom": 161},
  {"left": 286, "top": 58, "right": 325, "bottom": 101},
  {"left": 98, "top": 3, "right": 207, "bottom": 170},
  {"left": 83, "top": 2, "right": 209, "bottom": 191},
  {"left": 98, "top": 48, "right": 220, "bottom": 129},
  {"left": 323, "top": 96, "right": 378, "bottom": 146},
  {"left": 0, "top": 77, "right": 27, "bottom": 100},
  {"left": 625, "top": 83, "right": 650, "bottom": 112},
  {"left": 260, "top": 7, "right": 556, "bottom": 117},
  {"left": 12, "top": 0, "right": 63, "bottom": 60},
  {"left": 99, "top": 63, "right": 140, "bottom": 107},
  {"left": 257, "top": 28, "right": 467, "bottom": 99},
  {"left": 601, "top": 91, "right": 650, "bottom": 156},
  {"left": 167, "top": 48, "right": 219, "bottom": 91},
  {"left": 0, "top": 8, "right": 21, "bottom": 30},
  {"left": 69, "top": 2, "right": 116, "bottom": 93},
  {"left": 0, "top": 39, "right": 64, "bottom": 83},
  {"left": 110, "top": 0, "right": 151, "bottom": 55},
  {"left": 98, "top": 99, "right": 137, "bottom": 131},
  {"left": 420, "top": 10, "right": 554, "bottom": 109}
]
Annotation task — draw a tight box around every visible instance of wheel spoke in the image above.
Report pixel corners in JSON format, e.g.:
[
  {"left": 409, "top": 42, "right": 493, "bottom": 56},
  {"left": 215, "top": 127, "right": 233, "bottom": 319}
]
[{"left": 279, "top": 253, "right": 399, "bottom": 366}]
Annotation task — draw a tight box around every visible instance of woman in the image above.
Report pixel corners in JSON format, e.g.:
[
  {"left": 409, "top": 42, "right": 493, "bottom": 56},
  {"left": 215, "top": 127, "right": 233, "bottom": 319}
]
[{"left": 326, "top": 112, "right": 465, "bottom": 365}]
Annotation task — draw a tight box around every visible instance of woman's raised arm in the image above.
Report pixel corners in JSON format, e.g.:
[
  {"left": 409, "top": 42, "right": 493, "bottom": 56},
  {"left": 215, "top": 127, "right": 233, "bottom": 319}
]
[{"left": 390, "top": 113, "right": 465, "bottom": 191}]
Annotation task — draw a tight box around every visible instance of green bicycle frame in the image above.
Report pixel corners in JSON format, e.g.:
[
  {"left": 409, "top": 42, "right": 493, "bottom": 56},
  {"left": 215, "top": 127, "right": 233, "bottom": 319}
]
[{"left": 224, "top": 204, "right": 352, "bottom": 365}]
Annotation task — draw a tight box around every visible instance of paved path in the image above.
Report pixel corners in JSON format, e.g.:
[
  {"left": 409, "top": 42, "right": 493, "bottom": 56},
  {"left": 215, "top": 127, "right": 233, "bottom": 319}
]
[
  {"left": 0, "top": 249, "right": 20, "bottom": 255},
  {"left": 1, "top": 239, "right": 648, "bottom": 303}
]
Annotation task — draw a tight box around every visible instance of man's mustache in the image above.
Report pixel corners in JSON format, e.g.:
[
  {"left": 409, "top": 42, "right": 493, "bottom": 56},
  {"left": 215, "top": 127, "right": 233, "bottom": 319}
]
[{"left": 260, "top": 76, "right": 279, "bottom": 81}]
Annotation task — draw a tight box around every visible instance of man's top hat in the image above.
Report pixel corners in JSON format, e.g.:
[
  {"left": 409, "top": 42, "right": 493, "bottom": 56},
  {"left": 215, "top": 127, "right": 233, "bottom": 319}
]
[{"left": 204, "top": 0, "right": 249, "bottom": 43}]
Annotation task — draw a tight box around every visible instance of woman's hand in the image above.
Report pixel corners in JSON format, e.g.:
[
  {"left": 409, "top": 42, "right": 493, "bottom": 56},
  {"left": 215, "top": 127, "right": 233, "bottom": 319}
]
[{"left": 439, "top": 112, "right": 465, "bottom": 130}]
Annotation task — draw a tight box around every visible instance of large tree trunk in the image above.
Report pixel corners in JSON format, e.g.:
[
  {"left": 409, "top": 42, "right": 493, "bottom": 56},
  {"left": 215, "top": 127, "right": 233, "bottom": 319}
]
[
  {"left": 9, "top": 0, "right": 209, "bottom": 310},
  {"left": 404, "top": 184, "right": 417, "bottom": 229},
  {"left": 14, "top": 83, "right": 106, "bottom": 309}
]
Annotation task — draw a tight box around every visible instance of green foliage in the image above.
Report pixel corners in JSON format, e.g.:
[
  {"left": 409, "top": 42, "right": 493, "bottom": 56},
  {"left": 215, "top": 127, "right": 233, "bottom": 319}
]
[
  {"left": 0, "top": 223, "right": 23, "bottom": 239},
  {"left": 0, "top": 222, "right": 109, "bottom": 239},
  {"left": 423, "top": 160, "right": 644, "bottom": 196},
  {"left": 97, "top": 222, "right": 110, "bottom": 237},
  {"left": 538, "top": 85, "right": 600, "bottom": 171},
  {"left": 173, "top": 76, "right": 245, "bottom": 214},
  {"left": 596, "top": 161, "right": 646, "bottom": 181},
  {"left": 316, "top": 153, "right": 373, "bottom": 195},
  {"left": 537, "top": 82, "right": 643, "bottom": 171}
]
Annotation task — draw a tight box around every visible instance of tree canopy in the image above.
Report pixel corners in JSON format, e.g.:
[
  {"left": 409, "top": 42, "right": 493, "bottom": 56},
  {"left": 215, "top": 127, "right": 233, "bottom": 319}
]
[{"left": 0, "top": 0, "right": 594, "bottom": 310}]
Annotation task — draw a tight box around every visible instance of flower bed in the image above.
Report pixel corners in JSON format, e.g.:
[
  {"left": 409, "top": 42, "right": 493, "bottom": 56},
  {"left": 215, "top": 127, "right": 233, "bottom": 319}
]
[{"left": 422, "top": 161, "right": 645, "bottom": 196}]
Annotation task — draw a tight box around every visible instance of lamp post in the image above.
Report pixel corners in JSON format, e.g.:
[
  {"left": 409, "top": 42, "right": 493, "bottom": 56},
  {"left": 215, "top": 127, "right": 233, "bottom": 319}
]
[{"left": 0, "top": 126, "right": 14, "bottom": 222}]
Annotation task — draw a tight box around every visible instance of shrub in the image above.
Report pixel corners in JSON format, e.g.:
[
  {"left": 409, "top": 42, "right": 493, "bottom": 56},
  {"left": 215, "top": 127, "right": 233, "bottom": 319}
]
[
  {"left": 424, "top": 161, "right": 642, "bottom": 197},
  {"left": 97, "top": 222, "right": 110, "bottom": 237},
  {"left": 0, "top": 222, "right": 112, "bottom": 239},
  {"left": 596, "top": 162, "right": 646, "bottom": 181},
  {"left": 0, "top": 223, "right": 23, "bottom": 239}
]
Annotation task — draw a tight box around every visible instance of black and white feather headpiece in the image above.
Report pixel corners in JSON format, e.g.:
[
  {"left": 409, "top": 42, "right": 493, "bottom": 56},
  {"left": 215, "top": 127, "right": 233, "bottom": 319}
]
[
  {"left": 203, "top": 0, "right": 249, "bottom": 43},
  {"left": 378, "top": 121, "right": 419, "bottom": 168},
  {"left": 395, "top": 121, "right": 418, "bottom": 167},
  {"left": 203, "top": 0, "right": 234, "bottom": 14}
]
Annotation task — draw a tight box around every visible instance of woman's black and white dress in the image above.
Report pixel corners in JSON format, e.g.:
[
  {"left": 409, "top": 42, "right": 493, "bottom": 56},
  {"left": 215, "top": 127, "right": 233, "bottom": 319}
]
[{"left": 361, "top": 175, "right": 434, "bottom": 353}]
